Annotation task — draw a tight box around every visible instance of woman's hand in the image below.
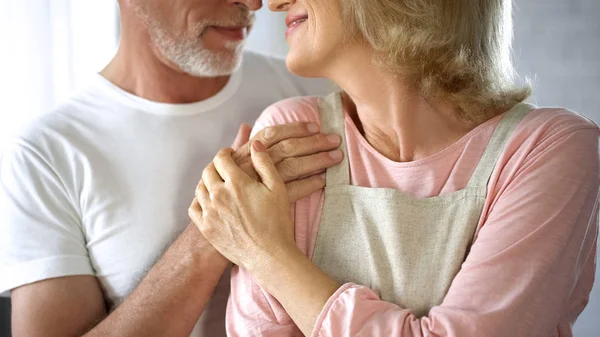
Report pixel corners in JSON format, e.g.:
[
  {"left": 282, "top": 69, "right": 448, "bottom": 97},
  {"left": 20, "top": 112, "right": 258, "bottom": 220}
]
[
  {"left": 230, "top": 123, "right": 342, "bottom": 203},
  {"left": 189, "top": 141, "right": 296, "bottom": 271}
]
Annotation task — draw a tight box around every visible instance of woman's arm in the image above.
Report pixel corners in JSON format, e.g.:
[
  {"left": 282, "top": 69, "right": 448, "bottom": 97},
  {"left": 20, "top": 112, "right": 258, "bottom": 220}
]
[
  {"left": 295, "top": 129, "right": 600, "bottom": 337},
  {"left": 195, "top": 125, "right": 599, "bottom": 337}
]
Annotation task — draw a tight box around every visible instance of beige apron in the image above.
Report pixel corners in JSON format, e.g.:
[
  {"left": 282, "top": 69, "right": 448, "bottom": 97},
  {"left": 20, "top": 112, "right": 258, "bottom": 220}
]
[{"left": 312, "top": 93, "right": 533, "bottom": 317}]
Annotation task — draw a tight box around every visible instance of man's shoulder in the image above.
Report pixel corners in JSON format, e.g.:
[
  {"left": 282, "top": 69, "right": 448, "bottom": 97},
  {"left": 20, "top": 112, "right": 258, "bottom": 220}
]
[
  {"left": 5, "top": 87, "right": 108, "bottom": 166},
  {"left": 17, "top": 100, "right": 85, "bottom": 143}
]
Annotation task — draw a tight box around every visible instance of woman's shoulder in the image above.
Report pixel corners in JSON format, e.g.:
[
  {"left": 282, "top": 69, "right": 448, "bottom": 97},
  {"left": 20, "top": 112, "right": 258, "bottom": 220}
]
[
  {"left": 511, "top": 106, "right": 599, "bottom": 152},
  {"left": 251, "top": 96, "right": 323, "bottom": 135},
  {"left": 492, "top": 105, "right": 599, "bottom": 188},
  {"left": 519, "top": 106, "right": 598, "bottom": 135}
]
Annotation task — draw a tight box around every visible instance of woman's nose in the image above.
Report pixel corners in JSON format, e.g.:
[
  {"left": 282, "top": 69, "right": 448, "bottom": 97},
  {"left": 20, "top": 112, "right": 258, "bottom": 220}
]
[
  {"left": 230, "top": 0, "right": 262, "bottom": 11},
  {"left": 268, "top": 0, "right": 294, "bottom": 12}
]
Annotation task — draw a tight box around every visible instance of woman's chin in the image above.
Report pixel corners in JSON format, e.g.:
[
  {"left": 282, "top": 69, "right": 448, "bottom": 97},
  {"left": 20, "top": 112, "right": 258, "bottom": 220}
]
[{"left": 285, "top": 53, "right": 323, "bottom": 78}]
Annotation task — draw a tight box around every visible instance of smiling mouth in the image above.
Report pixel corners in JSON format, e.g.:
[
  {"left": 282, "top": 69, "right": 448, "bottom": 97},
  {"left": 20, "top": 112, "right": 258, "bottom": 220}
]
[
  {"left": 285, "top": 15, "right": 308, "bottom": 39},
  {"left": 289, "top": 17, "right": 308, "bottom": 27}
]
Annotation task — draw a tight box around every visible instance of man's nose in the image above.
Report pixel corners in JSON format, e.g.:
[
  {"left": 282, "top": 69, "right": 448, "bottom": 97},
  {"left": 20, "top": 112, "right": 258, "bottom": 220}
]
[
  {"left": 230, "top": 0, "right": 262, "bottom": 11},
  {"left": 268, "top": 0, "right": 294, "bottom": 11}
]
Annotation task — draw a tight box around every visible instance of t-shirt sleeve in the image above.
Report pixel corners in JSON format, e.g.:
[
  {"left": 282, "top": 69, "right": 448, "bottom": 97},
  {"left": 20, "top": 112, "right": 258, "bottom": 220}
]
[{"left": 0, "top": 139, "right": 93, "bottom": 292}]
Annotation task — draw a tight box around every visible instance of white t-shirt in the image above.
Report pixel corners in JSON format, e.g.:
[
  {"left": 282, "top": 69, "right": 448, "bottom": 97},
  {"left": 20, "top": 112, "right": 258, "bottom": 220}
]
[{"left": 0, "top": 51, "right": 332, "bottom": 336}]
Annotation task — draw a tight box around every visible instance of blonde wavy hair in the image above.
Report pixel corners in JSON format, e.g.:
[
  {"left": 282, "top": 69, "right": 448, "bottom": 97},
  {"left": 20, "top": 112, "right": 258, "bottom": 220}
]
[{"left": 344, "top": 0, "right": 531, "bottom": 122}]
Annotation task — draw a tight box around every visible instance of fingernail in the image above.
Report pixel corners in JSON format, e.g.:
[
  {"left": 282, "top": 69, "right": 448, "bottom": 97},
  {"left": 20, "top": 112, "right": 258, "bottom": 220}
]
[
  {"left": 327, "top": 134, "right": 341, "bottom": 144},
  {"left": 307, "top": 123, "right": 319, "bottom": 133},
  {"left": 252, "top": 140, "right": 266, "bottom": 152},
  {"left": 329, "top": 150, "right": 343, "bottom": 159}
]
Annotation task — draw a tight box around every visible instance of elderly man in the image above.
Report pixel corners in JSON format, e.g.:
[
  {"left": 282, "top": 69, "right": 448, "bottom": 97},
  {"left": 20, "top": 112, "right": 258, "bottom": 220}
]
[{"left": 0, "top": 1, "right": 341, "bottom": 336}]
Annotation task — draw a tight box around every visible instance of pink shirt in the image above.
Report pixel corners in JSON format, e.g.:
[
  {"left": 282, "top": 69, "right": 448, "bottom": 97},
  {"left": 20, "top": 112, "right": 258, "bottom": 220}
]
[{"left": 227, "top": 96, "right": 600, "bottom": 337}]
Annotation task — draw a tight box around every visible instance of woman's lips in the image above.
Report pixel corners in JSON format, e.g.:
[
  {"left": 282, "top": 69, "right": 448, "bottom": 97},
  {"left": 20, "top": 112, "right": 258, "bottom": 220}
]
[
  {"left": 209, "top": 26, "right": 247, "bottom": 41},
  {"left": 285, "top": 16, "right": 308, "bottom": 39}
]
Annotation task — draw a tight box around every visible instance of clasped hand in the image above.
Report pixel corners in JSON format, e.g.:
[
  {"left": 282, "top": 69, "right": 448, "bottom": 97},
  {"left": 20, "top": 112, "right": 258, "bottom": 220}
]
[{"left": 189, "top": 123, "right": 342, "bottom": 270}]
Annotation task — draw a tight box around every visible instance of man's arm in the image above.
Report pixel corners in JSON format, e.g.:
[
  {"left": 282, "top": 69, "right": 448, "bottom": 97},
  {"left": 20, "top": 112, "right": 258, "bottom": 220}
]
[
  {"left": 12, "top": 224, "right": 223, "bottom": 337},
  {"left": 12, "top": 276, "right": 107, "bottom": 337},
  {"left": 8, "top": 122, "right": 342, "bottom": 337}
]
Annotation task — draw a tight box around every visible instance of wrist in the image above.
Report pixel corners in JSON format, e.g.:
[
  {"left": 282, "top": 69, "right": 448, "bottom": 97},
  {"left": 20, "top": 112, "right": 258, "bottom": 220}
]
[
  {"left": 249, "top": 242, "right": 305, "bottom": 288},
  {"left": 177, "top": 224, "right": 230, "bottom": 275}
]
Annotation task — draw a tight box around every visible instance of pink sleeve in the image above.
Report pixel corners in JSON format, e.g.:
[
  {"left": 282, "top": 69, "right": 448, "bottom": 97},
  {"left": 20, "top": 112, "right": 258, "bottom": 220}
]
[
  {"left": 226, "top": 265, "right": 303, "bottom": 336},
  {"left": 227, "top": 97, "right": 323, "bottom": 336},
  {"left": 312, "top": 127, "right": 599, "bottom": 337},
  {"left": 249, "top": 96, "right": 323, "bottom": 138}
]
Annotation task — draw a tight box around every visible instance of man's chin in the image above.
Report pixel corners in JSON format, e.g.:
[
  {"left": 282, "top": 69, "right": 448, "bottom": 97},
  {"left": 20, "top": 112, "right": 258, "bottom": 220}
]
[{"left": 184, "top": 48, "right": 244, "bottom": 78}]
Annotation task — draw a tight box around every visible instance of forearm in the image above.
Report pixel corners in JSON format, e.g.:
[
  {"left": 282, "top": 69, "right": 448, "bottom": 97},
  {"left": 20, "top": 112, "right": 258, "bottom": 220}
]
[
  {"left": 252, "top": 246, "right": 339, "bottom": 336},
  {"left": 86, "top": 224, "right": 229, "bottom": 337}
]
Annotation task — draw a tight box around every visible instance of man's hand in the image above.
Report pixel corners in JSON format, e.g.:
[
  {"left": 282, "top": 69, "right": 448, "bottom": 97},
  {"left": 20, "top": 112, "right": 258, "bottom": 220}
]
[
  {"left": 230, "top": 122, "right": 343, "bottom": 202},
  {"left": 231, "top": 123, "right": 253, "bottom": 149}
]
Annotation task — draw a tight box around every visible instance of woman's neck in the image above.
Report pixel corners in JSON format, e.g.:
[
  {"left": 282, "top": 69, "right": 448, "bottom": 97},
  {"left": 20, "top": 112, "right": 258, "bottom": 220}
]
[{"left": 327, "top": 47, "right": 479, "bottom": 162}]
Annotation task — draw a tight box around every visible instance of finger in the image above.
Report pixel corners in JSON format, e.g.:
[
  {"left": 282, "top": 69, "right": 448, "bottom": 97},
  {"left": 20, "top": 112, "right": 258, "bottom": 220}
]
[
  {"left": 268, "top": 133, "right": 342, "bottom": 164},
  {"left": 296, "top": 168, "right": 326, "bottom": 181},
  {"left": 188, "top": 197, "right": 203, "bottom": 224},
  {"left": 251, "top": 140, "right": 284, "bottom": 191},
  {"left": 231, "top": 123, "right": 252, "bottom": 150},
  {"left": 202, "top": 162, "right": 223, "bottom": 192},
  {"left": 286, "top": 175, "right": 326, "bottom": 203},
  {"left": 195, "top": 181, "right": 211, "bottom": 209},
  {"left": 233, "top": 122, "right": 320, "bottom": 162},
  {"left": 213, "top": 148, "right": 252, "bottom": 183},
  {"left": 275, "top": 150, "right": 344, "bottom": 182}
]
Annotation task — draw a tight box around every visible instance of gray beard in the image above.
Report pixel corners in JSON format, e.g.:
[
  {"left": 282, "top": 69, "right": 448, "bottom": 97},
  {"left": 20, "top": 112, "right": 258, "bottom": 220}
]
[
  {"left": 151, "top": 26, "right": 245, "bottom": 77},
  {"left": 133, "top": 4, "right": 250, "bottom": 77}
]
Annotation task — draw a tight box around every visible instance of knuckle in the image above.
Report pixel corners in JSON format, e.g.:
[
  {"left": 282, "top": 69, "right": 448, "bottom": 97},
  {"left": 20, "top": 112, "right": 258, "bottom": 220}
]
[
  {"left": 278, "top": 157, "right": 299, "bottom": 177},
  {"left": 203, "top": 208, "right": 218, "bottom": 226},
  {"left": 230, "top": 183, "right": 244, "bottom": 198},
  {"left": 216, "top": 148, "right": 229, "bottom": 161},
  {"left": 277, "top": 140, "right": 295, "bottom": 157},
  {"left": 232, "top": 147, "right": 248, "bottom": 164},
  {"left": 262, "top": 126, "right": 279, "bottom": 143},
  {"left": 204, "top": 207, "right": 216, "bottom": 220},
  {"left": 237, "top": 156, "right": 251, "bottom": 169},
  {"left": 314, "top": 133, "right": 326, "bottom": 144},
  {"left": 212, "top": 185, "right": 229, "bottom": 201},
  {"left": 318, "top": 151, "right": 334, "bottom": 164},
  {"left": 202, "top": 164, "right": 213, "bottom": 177}
]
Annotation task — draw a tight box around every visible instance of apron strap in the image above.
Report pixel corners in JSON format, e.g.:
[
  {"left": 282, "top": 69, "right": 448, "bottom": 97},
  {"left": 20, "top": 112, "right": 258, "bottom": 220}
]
[
  {"left": 319, "top": 92, "right": 350, "bottom": 186},
  {"left": 467, "top": 103, "right": 536, "bottom": 189}
]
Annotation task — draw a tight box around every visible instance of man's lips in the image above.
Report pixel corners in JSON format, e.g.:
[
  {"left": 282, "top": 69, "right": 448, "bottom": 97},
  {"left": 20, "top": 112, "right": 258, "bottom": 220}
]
[{"left": 209, "top": 26, "right": 248, "bottom": 41}]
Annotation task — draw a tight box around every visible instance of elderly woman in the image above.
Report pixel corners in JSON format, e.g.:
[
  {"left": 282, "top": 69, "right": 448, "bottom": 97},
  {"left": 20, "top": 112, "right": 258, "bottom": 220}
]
[{"left": 189, "top": 0, "right": 599, "bottom": 336}]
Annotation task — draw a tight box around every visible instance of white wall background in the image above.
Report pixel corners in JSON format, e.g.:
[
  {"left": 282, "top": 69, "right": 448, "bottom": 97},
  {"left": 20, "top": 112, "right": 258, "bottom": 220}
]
[
  {"left": 246, "top": 9, "right": 289, "bottom": 57},
  {"left": 510, "top": 2, "right": 600, "bottom": 335},
  {"left": 0, "top": 1, "right": 119, "bottom": 150},
  {"left": 0, "top": 1, "right": 599, "bottom": 336}
]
